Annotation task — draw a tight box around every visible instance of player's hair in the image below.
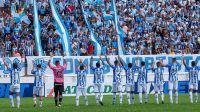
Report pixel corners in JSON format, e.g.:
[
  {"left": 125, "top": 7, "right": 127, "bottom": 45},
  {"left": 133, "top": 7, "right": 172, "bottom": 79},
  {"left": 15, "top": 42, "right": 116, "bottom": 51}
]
[
  {"left": 156, "top": 62, "right": 161, "bottom": 67},
  {"left": 172, "top": 58, "right": 176, "bottom": 62},
  {"left": 96, "top": 62, "right": 100, "bottom": 68},
  {"left": 141, "top": 61, "right": 145, "bottom": 66},
  {"left": 128, "top": 63, "right": 132, "bottom": 68},
  {"left": 191, "top": 61, "right": 196, "bottom": 67},
  {"left": 13, "top": 63, "right": 18, "bottom": 69},
  {"left": 114, "top": 60, "right": 118, "bottom": 65},
  {"left": 55, "top": 61, "right": 60, "bottom": 65},
  {"left": 80, "top": 65, "right": 84, "bottom": 70},
  {"left": 37, "top": 64, "right": 42, "bottom": 68}
]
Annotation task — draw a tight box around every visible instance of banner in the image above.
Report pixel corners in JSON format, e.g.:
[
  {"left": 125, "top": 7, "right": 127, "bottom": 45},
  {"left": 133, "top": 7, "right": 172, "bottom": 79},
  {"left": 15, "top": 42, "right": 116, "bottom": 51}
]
[
  {"left": 0, "top": 57, "right": 25, "bottom": 77},
  {"left": 26, "top": 54, "right": 200, "bottom": 76}
]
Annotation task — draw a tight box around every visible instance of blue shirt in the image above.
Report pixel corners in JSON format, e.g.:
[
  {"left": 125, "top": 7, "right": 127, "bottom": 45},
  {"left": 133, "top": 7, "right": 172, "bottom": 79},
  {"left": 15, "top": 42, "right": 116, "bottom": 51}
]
[
  {"left": 111, "top": 65, "right": 123, "bottom": 83},
  {"left": 76, "top": 69, "right": 87, "bottom": 87},
  {"left": 31, "top": 69, "right": 45, "bottom": 87},
  {"left": 9, "top": 68, "right": 21, "bottom": 86},
  {"left": 185, "top": 66, "right": 200, "bottom": 84},
  {"left": 123, "top": 66, "right": 138, "bottom": 84},
  {"left": 91, "top": 66, "right": 105, "bottom": 84},
  {"left": 137, "top": 67, "right": 151, "bottom": 84},
  {"left": 152, "top": 67, "right": 164, "bottom": 85},
  {"left": 165, "top": 63, "right": 181, "bottom": 81}
]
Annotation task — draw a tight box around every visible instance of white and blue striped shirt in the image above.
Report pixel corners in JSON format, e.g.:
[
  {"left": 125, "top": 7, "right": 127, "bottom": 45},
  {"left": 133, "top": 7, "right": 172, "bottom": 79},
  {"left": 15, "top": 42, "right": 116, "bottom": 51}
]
[
  {"left": 185, "top": 66, "right": 200, "bottom": 84},
  {"left": 91, "top": 66, "right": 105, "bottom": 84},
  {"left": 9, "top": 69, "right": 21, "bottom": 86},
  {"left": 137, "top": 67, "right": 151, "bottom": 85},
  {"left": 26, "top": 45, "right": 33, "bottom": 56},
  {"left": 76, "top": 69, "right": 87, "bottom": 87},
  {"left": 153, "top": 67, "right": 164, "bottom": 85},
  {"left": 123, "top": 66, "right": 137, "bottom": 85},
  {"left": 111, "top": 65, "right": 123, "bottom": 83},
  {"left": 31, "top": 69, "right": 45, "bottom": 87},
  {"left": 166, "top": 63, "right": 181, "bottom": 81}
]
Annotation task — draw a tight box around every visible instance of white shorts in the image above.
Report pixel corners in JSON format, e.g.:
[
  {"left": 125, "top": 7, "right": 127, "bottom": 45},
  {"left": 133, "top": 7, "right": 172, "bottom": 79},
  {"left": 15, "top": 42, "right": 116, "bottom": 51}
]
[
  {"left": 138, "top": 83, "right": 147, "bottom": 93},
  {"left": 168, "top": 81, "right": 178, "bottom": 90},
  {"left": 154, "top": 84, "right": 164, "bottom": 92},
  {"left": 76, "top": 86, "right": 87, "bottom": 97},
  {"left": 33, "top": 86, "right": 44, "bottom": 96},
  {"left": 112, "top": 82, "right": 122, "bottom": 93},
  {"left": 126, "top": 84, "right": 135, "bottom": 92},
  {"left": 189, "top": 83, "right": 198, "bottom": 90},
  {"left": 94, "top": 84, "right": 104, "bottom": 93},
  {"left": 9, "top": 85, "right": 20, "bottom": 93}
]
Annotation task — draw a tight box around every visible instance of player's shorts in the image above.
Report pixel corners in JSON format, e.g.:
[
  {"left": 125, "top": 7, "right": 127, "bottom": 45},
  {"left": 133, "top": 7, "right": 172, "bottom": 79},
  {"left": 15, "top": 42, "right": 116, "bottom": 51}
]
[
  {"left": 76, "top": 86, "right": 87, "bottom": 97},
  {"left": 154, "top": 84, "right": 164, "bottom": 92},
  {"left": 94, "top": 83, "right": 104, "bottom": 93},
  {"left": 112, "top": 82, "right": 122, "bottom": 93},
  {"left": 54, "top": 83, "right": 64, "bottom": 93},
  {"left": 9, "top": 84, "right": 20, "bottom": 93},
  {"left": 168, "top": 81, "right": 178, "bottom": 90},
  {"left": 189, "top": 83, "right": 198, "bottom": 90},
  {"left": 138, "top": 83, "right": 147, "bottom": 93},
  {"left": 33, "top": 86, "right": 44, "bottom": 96},
  {"left": 126, "top": 83, "right": 135, "bottom": 92}
]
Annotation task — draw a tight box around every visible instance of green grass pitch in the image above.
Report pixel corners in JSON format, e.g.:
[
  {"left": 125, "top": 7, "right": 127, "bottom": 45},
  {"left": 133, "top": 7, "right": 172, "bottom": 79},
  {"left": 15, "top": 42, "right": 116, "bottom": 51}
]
[{"left": 0, "top": 94, "right": 200, "bottom": 112}]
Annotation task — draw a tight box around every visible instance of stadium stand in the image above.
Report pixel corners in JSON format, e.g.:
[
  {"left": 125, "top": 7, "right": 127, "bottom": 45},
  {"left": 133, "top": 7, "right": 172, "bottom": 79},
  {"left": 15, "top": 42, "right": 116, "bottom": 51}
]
[{"left": 0, "top": 0, "right": 199, "bottom": 57}]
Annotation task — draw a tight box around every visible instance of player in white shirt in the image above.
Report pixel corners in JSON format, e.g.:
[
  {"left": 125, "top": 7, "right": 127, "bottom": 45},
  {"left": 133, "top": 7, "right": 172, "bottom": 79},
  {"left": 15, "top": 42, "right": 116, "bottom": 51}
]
[
  {"left": 182, "top": 55, "right": 200, "bottom": 103},
  {"left": 90, "top": 56, "right": 106, "bottom": 106},
  {"left": 31, "top": 63, "right": 45, "bottom": 107},
  {"left": 152, "top": 61, "right": 165, "bottom": 104},
  {"left": 136, "top": 61, "right": 152, "bottom": 104},
  {"left": 161, "top": 58, "right": 181, "bottom": 104},
  {"left": 76, "top": 59, "right": 88, "bottom": 106},
  {"left": 118, "top": 55, "right": 138, "bottom": 104},
  {"left": 3, "top": 57, "right": 23, "bottom": 108},
  {"left": 105, "top": 55, "right": 123, "bottom": 105}
]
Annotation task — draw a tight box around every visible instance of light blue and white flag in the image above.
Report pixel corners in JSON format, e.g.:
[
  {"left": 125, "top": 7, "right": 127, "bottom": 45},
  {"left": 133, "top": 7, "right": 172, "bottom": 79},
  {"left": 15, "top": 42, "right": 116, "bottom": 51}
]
[
  {"left": 11, "top": 4, "right": 31, "bottom": 24},
  {"left": 33, "top": 0, "right": 43, "bottom": 56},
  {"left": 49, "top": 0, "right": 72, "bottom": 56}
]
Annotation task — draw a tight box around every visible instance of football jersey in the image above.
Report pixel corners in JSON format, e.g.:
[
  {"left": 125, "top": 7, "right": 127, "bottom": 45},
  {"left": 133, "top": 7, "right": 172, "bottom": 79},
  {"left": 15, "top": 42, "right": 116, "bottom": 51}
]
[
  {"left": 137, "top": 67, "right": 151, "bottom": 84},
  {"left": 123, "top": 66, "right": 137, "bottom": 84},
  {"left": 166, "top": 63, "right": 181, "bottom": 81},
  {"left": 91, "top": 66, "right": 105, "bottom": 84},
  {"left": 49, "top": 64, "right": 67, "bottom": 83},
  {"left": 76, "top": 69, "right": 87, "bottom": 87},
  {"left": 111, "top": 65, "right": 123, "bottom": 83},
  {"left": 9, "top": 69, "right": 21, "bottom": 86},
  {"left": 32, "top": 69, "right": 45, "bottom": 87},
  {"left": 185, "top": 66, "right": 200, "bottom": 84},
  {"left": 153, "top": 67, "right": 164, "bottom": 85}
]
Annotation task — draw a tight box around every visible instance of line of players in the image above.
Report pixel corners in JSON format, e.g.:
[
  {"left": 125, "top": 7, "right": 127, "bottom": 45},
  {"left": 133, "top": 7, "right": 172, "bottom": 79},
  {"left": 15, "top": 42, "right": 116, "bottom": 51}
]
[{"left": 2, "top": 54, "right": 200, "bottom": 108}]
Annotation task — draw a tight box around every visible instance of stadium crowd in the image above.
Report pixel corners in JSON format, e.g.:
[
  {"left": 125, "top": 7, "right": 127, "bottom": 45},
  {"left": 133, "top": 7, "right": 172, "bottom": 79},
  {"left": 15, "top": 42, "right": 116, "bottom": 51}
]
[{"left": 0, "top": 0, "right": 199, "bottom": 57}]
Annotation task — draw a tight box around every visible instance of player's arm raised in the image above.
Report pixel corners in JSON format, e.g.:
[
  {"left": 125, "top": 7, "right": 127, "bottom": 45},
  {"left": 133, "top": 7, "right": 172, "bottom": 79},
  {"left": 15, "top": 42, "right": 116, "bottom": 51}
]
[
  {"left": 105, "top": 55, "right": 112, "bottom": 67},
  {"left": 80, "top": 59, "right": 87, "bottom": 69},
  {"left": 76, "top": 59, "right": 82, "bottom": 70},
  {"left": 3, "top": 57, "right": 10, "bottom": 69},
  {"left": 160, "top": 59, "right": 168, "bottom": 67},
  {"left": 90, "top": 56, "right": 93, "bottom": 67},
  {"left": 118, "top": 55, "right": 125, "bottom": 68},
  {"left": 99, "top": 55, "right": 105, "bottom": 65},
  {"left": 48, "top": 55, "right": 53, "bottom": 68},
  {"left": 182, "top": 54, "right": 187, "bottom": 67}
]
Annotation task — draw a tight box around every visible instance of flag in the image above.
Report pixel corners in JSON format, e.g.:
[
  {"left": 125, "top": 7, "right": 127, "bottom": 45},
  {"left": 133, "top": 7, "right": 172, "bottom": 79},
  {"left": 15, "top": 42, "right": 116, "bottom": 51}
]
[{"left": 11, "top": 4, "right": 31, "bottom": 24}]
